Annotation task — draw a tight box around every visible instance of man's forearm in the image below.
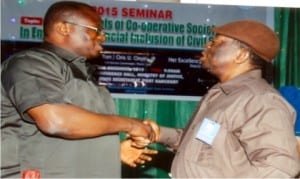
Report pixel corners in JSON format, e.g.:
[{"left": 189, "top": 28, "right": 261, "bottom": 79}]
[{"left": 27, "top": 103, "right": 152, "bottom": 139}]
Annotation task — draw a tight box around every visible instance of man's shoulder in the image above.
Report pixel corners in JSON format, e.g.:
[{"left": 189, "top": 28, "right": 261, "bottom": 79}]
[
  {"left": 16, "top": 47, "right": 62, "bottom": 62},
  {"left": 240, "top": 77, "right": 277, "bottom": 96},
  {"left": 3, "top": 47, "right": 64, "bottom": 70}
]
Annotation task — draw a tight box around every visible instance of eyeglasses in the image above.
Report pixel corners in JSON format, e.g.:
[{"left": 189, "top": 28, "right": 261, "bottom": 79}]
[{"left": 64, "top": 20, "right": 105, "bottom": 37}]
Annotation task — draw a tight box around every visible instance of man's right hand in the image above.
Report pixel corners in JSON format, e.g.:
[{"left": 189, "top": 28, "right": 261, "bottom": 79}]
[
  {"left": 127, "top": 119, "right": 156, "bottom": 148},
  {"left": 143, "top": 120, "right": 160, "bottom": 142}
]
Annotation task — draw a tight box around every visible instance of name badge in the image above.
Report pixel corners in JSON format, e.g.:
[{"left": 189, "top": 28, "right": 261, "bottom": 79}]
[{"left": 195, "top": 118, "right": 220, "bottom": 145}]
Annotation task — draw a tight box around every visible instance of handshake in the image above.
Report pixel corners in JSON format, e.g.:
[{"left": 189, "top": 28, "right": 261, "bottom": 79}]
[{"left": 121, "top": 119, "right": 160, "bottom": 168}]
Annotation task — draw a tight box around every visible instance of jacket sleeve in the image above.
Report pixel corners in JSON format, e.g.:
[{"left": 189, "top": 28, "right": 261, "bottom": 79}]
[
  {"left": 158, "top": 126, "right": 183, "bottom": 151},
  {"left": 239, "top": 93, "right": 300, "bottom": 177}
]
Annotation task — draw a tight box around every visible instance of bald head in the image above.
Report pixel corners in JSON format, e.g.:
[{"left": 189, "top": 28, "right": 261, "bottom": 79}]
[{"left": 43, "top": 1, "right": 97, "bottom": 38}]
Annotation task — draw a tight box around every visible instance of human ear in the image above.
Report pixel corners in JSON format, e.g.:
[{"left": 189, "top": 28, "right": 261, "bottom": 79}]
[
  {"left": 55, "top": 22, "right": 70, "bottom": 36},
  {"left": 234, "top": 48, "right": 250, "bottom": 64}
]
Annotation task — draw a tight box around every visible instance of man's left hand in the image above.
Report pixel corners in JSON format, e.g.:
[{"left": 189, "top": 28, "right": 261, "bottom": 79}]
[{"left": 120, "top": 139, "right": 158, "bottom": 167}]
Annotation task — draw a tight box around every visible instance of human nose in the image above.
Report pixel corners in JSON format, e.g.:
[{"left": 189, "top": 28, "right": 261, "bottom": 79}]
[
  {"left": 200, "top": 45, "right": 209, "bottom": 61},
  {"left": 201, "top": 42, "right": 210, "bottom": 55},
  {"left": 205, "top": 40, "right": 213, "bottom": 49}
]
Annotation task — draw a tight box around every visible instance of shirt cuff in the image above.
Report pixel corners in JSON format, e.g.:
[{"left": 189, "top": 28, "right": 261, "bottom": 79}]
[{"left": 159, "top": 126, "right": 183, "bottom": 150}]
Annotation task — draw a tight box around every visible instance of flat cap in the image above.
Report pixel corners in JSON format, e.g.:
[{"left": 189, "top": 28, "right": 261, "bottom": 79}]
[{"left": 212, "top": 20, "right": 280, "bottom": 62}]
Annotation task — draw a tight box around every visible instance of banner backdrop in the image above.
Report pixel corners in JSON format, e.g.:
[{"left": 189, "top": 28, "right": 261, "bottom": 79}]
[{"left": 1, "top": 0, "right": 273, "bottom": 100}]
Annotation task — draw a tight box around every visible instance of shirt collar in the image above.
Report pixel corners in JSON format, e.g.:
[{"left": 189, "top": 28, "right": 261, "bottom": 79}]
[
  {"left": 211, "top": 69, "right": 262, "bottom": 95},
  {"left": 41, "top": 42, "right": 86, "bottom": 63}
]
